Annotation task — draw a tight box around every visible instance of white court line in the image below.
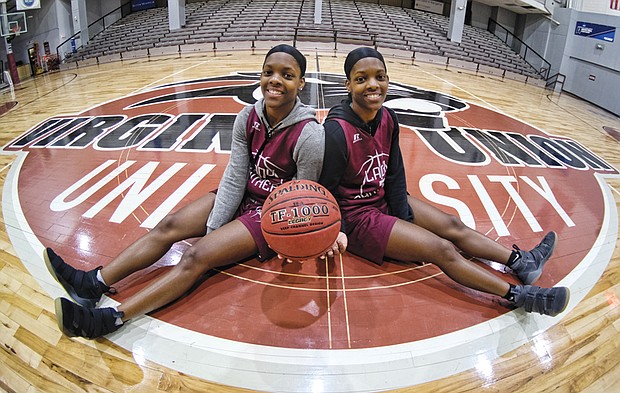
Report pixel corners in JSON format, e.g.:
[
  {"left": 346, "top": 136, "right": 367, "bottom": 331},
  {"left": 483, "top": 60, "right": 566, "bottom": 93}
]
[
  {"left": 412, "top": 64, "right": 606, "bottom": 135},
  {"left": 411, "top": 66, "right": 507, "bottom": 114},
  {"left": 325, "top": 255, "right": 333, "bottom": 348},
  {"left": 338, "top": 253, "right": 352, "bottom": 348},
  {"left": 0, "top": 162, "right": 13, "bottom": 174},
  {"left": 129, "top": 58, "right": 217, "bottom": 95}
]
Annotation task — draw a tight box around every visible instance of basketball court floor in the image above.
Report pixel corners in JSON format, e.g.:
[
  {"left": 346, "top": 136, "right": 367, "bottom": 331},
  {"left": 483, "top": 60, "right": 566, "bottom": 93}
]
[{"left": 0, "top": 49, "right": 619, "bottom": 392}]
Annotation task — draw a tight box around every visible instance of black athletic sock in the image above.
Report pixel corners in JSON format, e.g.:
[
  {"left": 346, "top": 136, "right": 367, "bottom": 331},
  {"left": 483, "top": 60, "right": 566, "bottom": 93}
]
[
  {"left": 506, "top": 250, "right": 520, "bottom": 267},
  {"left": 503, "top": 283, "right": 517, "bottom": 302}
]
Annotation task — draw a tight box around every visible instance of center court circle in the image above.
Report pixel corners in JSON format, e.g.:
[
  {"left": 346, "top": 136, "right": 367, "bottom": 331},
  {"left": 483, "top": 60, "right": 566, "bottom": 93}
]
[{"left": 3, "top": 71, "right": 617, "bottom": 391}]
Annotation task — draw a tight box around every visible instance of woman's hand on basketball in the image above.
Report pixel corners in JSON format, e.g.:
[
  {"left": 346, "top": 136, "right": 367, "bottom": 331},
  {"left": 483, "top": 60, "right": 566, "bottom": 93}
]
[
  {"left": 277, "top": 232, "right": 347, "bottom": 263},
  {"left": 319, "top": 232, "right": 348, "bottom": 259},
  {"left": 277, "top": 254, "right": 301, "bottom": 263}
]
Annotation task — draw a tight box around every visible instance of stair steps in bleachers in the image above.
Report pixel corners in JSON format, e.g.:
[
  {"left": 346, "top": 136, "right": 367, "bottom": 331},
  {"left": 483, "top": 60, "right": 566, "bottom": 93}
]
[{"left": 65, "top": 0, "right": 544, "bottom": 81}]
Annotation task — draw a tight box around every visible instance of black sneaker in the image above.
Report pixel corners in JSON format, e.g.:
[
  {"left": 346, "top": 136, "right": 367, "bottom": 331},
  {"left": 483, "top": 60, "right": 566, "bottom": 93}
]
[
  {"left": 44, "top": 247, "right": 114, "bottom": 308},
  {"left": 55, "top": 297, "right": 124, "bottom": 339},
  {"left": 511, "top": 231, "right": 557, "bottom": 285},
  {"left": 510, "top": 285, "right": 570, "bottom": 317}
]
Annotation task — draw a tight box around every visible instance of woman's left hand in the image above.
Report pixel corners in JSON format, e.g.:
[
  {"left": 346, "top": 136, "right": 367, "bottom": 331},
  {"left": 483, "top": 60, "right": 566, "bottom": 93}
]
[{"left": 319, "top": 232, "right": 348, "bottom": 259}]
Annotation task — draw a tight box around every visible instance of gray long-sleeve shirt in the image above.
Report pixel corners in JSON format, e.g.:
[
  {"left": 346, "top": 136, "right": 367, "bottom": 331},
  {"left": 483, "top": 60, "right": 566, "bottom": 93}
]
[{"left": 206, "top": 97, "right": 324, "bottom": 232}]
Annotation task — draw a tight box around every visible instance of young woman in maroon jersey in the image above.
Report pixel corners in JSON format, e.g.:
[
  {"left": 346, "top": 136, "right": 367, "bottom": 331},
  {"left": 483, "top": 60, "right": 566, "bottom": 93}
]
[
  {"left": 46, "top": 44, "right": 346, "bottom": 339},
  {"left": 319, "top": 47, "right": 569, "bottom": 316}
]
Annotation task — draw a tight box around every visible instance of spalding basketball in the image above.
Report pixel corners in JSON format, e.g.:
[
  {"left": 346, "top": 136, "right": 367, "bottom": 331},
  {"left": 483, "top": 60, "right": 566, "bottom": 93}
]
[{"left": 261, "top": 179, "right": 341, "bottom": 260}]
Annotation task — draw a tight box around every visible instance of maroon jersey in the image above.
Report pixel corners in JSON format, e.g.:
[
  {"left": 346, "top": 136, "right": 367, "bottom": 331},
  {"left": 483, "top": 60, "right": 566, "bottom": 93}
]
[
  {"left": 319, "top": 101, "right": 413, "bottom": 225},
  {"left": 331, "top": 110, "right": 394, "bottom": 215},
  {"left": 245, "top": 108, "right": 314, "bottom": 204}
]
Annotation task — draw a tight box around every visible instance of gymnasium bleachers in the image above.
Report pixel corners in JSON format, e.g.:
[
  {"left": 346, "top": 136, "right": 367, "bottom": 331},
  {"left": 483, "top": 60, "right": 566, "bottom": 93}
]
[{"left": 64, "top": 0, "right": 543, "bottom": 79}]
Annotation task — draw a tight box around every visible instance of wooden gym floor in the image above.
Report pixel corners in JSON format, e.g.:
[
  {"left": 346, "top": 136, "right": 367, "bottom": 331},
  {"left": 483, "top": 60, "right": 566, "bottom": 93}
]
[{"left": 0, "top": 49, "right": 619, "bottom": 392}]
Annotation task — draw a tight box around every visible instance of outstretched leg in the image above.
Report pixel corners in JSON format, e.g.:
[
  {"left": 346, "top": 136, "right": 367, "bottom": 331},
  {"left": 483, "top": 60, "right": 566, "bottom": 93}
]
[
  {"left": 117, "top": 219, "right": 257, "bottom": 319},
  {"left": 386, "top": 219, "right": 510, "bottom": 296},
  {"left": 408, "top": 196, "right": 557, "bottom": 285},
  {"left": 102, "top": 192, "right": 217, "bottom": 285},
  {"left": 56, "top": 219, "right": 259, "bottom": 338},
  {"left": 385, "top": 219, "right": 569, "bottom": 316},
  {"left": 46, "top": 193, "right": 216, "bottom": 307},
  {"left": 408, "top": 195, "right": 512, "bottom": 263}
]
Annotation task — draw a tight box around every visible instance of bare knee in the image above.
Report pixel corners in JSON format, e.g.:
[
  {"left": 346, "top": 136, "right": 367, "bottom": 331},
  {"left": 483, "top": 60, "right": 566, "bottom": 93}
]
[
  {"left": 431, "top": 238, "right": 461, "bottom": 265},
  {"left": 445, "top": 214, "right": 467, "bottom": 232},
  {"left": 176, "top": 246, "right": 211, "bottom": 280},
  {"left": 441, "top": 214, "right": 473, "bottom": 243},
  {"left": 151, "top": 212, "right": 186, "bottom": 238}
]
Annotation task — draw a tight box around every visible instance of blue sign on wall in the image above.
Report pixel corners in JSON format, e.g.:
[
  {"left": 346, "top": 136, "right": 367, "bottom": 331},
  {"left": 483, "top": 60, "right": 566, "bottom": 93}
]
[
  {"left": 132, "top": 0, "right": 156, "bottom": 12},
  {"left": 575, "top": 21, "right": 615, "bottom": 42}
]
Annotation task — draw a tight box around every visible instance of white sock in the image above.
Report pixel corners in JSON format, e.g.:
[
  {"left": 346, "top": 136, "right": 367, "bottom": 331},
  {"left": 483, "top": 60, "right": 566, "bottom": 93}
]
[{"left": 96, "top": 270, "right": 109, "bottom": 286}]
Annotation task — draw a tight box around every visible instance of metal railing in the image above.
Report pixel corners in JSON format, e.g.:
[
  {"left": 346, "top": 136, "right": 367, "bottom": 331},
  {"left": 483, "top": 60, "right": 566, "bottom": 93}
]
[
  {"left": 56, "top": 1, "right": 132, "bottom": 61},
  {"left": 545, "top": 72, "right": 566, "bottom": 91},
  {"left": 293, "top": 27, "right": 377, "bottom": 50},
  {"left": 488, "top": 18, "right": 551, "bottom": 80}
]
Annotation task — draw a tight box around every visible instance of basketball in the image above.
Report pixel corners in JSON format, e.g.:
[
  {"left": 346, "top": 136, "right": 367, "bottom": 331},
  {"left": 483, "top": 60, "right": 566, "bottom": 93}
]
[{"left": 261, "top": 180, "right": 341, "bottom": 260}]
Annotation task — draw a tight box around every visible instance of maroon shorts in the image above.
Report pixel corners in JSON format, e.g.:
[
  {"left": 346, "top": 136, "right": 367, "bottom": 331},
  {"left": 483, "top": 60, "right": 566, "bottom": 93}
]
[
  {"left": 344, "top": 206, "right": 398, "bottom": 264},
  {"left": 235, "top": 198, "right": 275, "bottom": 262}
]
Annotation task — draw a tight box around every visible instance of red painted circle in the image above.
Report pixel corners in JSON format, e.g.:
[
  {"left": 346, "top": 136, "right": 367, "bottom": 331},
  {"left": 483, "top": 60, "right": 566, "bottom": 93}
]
[{"left": 6, "top": 74, "right": 616, "bottom": 349}]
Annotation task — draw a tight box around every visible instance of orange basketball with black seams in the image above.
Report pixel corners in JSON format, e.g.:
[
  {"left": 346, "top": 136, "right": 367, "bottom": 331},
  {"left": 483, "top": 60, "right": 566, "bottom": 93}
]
[{"left": 261, "top": 180, "right": 341, "bottom": 260}]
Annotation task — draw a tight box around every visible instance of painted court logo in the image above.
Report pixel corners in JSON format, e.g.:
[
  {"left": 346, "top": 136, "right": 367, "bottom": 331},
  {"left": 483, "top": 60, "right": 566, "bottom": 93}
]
[{"left": 2, "top": 72, "right": 619, "bottom": 388}]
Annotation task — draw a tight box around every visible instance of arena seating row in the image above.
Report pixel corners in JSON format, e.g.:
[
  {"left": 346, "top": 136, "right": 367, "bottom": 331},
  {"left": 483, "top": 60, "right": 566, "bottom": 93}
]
[{"left": 64, "top": 0, "right": 542, "bottom": 80}]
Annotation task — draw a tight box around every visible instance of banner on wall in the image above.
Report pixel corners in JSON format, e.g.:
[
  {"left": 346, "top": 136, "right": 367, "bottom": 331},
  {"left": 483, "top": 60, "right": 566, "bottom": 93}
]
[
  {"left": 575, "top": 21, "right": 615, "bottom": 42},
  {"left": 131, "top": 0, "right": 156, "bottom": 11},
  {"left": 16, "top": 0, "right": 41, "bottom": 10}
]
